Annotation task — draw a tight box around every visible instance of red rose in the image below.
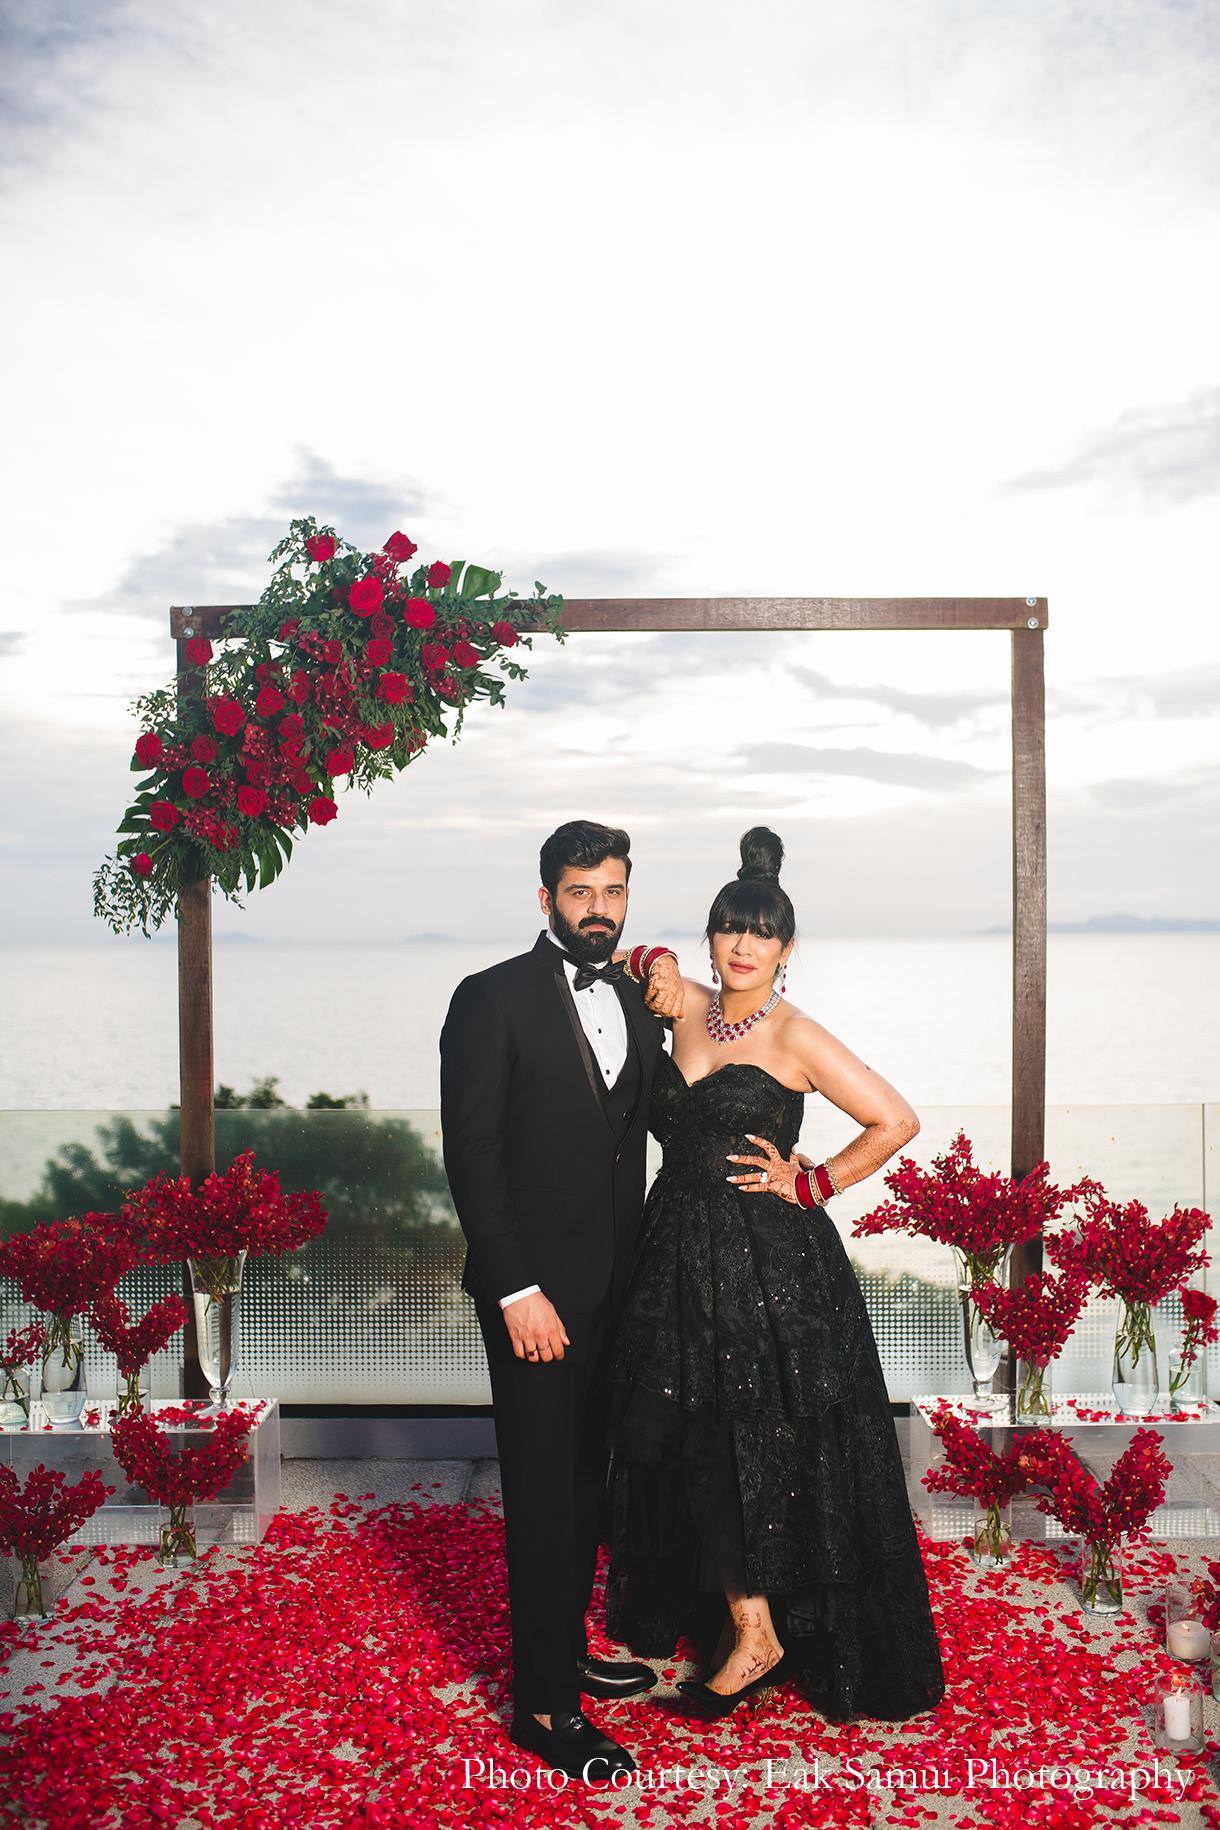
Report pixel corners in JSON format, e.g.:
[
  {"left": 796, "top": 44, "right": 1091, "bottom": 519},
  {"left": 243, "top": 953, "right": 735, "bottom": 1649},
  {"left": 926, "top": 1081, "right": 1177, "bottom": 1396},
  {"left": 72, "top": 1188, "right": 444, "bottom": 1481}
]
[
  {"left": 185, "top": 638, "right": 213, "bottom": 665},
  {"left": 191, "top": 735, "right": 218, "bottom": 763},
  {"left": 254, "top": 661, "right": 282, "bottom": 686},
  {"left": 383, "top": 531, "right": 418, "bottom": 562},
  {"left": 287, "top": 672, "right": 312, "bottom": 704},
  {"left": 403, "top": 599, "right": 435, "bottom": 629},
  {"left": 278, "top": 619, "right": 301, "bottom": 643},
  {"left": 290, "top": 769, "right": 313, "bottom": 794},
  {"left": 255, "top": 686, "right": 286, "bottom": 718},
  {"left": 131, "top": 853, "right": 153, "bottom": 877},
  {"left": 278, "top": 713, "right": 304, "bottom": 741},
  {"left": 149, "top": 801, "right": 180, "bottom": 831},
  {"left": 134, "top": 733, "right": 163, "bottom": 769},
  {"left": 366, "top": 637, "right": 394, "bottom": 667},
  {"left": 421, "top": 644, "right": 449, "bottom": 671},
  {"left": 492, "top": 620, "right": 519, "bottom": 648},
  {"left": 369, "top": 613, "right": 395, "bottom": 639},
  {"left": 305, "top": 534, "right": 336, "bottom": 563},
  {"left": 427, "top": 561, "right": 452, "bottom": 588},
  {"left": 309, "top": 797, "right": 338, "bottom": 825},
  {"left": 182, "top": 767, "right": 211, "bottom": 799},
  {"left": 326, "top": 747, "right": 355, "bottom": 777},
  {"left": 452, "top": 641, "right": 480, "bottom": 669},
  {"left": 377, "top": 672, "right": 412, "bottom": 704},
  {"left": 322, "top": 641, "right": 343, "bottom": 665},
  {"left": 363, "top": 723, "right": 394, "bottom": 749},
  {"left": 210, "top": 699, "right": 245, "bottom": 737},
  {"left": 349, "top": 576, "right": 384, "bottom": 616},
  {"left": 237, "top": 786, "right": 268, "bottom": 817}
]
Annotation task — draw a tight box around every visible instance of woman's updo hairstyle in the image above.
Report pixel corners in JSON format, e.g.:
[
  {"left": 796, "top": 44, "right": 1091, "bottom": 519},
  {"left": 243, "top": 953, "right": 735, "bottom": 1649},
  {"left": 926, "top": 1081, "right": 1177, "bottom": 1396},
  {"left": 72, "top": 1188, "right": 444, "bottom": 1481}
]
[{"left": 705, "top": 827, "right": 796, "bottom": 947}]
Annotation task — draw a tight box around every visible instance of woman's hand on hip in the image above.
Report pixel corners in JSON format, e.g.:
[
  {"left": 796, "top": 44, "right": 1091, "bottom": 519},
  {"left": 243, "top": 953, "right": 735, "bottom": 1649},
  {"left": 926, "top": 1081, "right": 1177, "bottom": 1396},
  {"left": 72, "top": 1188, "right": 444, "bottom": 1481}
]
[
  {"left": 502, "top": 1291, "right": 571, "bottom": 1362},
  {"left": 726, "top": 1134, "right": 800, "bottom": 1202}
]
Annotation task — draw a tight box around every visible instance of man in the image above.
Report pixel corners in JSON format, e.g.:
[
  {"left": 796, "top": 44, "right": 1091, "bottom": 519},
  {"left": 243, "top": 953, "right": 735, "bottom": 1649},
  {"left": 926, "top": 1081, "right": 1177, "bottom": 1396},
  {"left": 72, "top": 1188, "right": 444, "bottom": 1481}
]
[{"left": 439, "top": 820, "right": 676, "bottom": 1780}]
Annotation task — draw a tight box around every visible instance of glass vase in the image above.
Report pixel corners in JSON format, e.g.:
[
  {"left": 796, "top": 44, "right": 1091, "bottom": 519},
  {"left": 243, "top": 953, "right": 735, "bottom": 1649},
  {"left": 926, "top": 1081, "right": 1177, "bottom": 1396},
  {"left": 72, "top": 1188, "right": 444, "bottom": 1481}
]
[
  {"left": 1169, "top": 1355, "right": 1204, "bottom": 1410},
  {"left": 951, "top": 1246, "right": 1011, "bottom": 1410},
  {"left": 40, "top": 1314, "right": 88, "bottom": 1430},
  {"left": 1015, "top": 1356, "right": 1053, "bottom": 1422},
  {"left": 1113, "top": 1298, "right": 1159, "bottom": 1416},
  {"left": 10, "top": 1551, "right": 51, "bottom": 1624},
  {"left": 159, "top": 1500, "right": 197, "bottom": 1567},
  {"left": 188, "top": 1251, "right": 247, "bottom": 1409},
  {"left": 0, "top": 1364, "right": 31, "bottom": 1431},
  {"left": 1080, "top": 1538, "right": 1123, "bottom": 1615},
  {"left": 970, "top": 1497, "right": 1014, "bottom": 1570},
  {"left": 114, "top": 1369, "right": 151, "bottom": 1419}
]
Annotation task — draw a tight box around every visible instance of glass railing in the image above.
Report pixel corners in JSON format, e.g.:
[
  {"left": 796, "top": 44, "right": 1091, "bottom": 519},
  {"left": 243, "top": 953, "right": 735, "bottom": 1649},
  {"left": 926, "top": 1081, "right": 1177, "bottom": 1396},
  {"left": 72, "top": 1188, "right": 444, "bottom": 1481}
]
[{"left": 1, "top": 1104, "right": 1215, "bottom": 1404}]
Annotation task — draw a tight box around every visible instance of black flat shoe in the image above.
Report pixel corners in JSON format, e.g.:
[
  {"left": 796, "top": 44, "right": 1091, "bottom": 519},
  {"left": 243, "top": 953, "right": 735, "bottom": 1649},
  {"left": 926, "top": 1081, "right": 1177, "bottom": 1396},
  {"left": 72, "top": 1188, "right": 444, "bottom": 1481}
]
[
  {"left": 676, "top": 1652, "right": 792, "bottom": 1717},
  {"left": 576, "top": 1656, "right": 658, "bottom": 1699},
  {"left": 509, "top": 1710, "right": 636, "bottom": 1781}
]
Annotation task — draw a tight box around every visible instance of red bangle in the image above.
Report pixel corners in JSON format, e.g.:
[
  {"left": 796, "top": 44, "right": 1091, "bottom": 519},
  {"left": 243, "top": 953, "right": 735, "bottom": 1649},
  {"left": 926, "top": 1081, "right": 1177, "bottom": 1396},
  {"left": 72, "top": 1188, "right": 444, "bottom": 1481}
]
[
  {"left": 812, "top": 1163, "right": 835, "bottom": 1204},
  {"left": 642, "top": 946, "right": 676, "bottom": 974},
  {"left": 628, "top": 946, "right": 648, "bottom": 979},
  {"left": 794, "top": 1170, "right": 816, "bottom": 1209}
]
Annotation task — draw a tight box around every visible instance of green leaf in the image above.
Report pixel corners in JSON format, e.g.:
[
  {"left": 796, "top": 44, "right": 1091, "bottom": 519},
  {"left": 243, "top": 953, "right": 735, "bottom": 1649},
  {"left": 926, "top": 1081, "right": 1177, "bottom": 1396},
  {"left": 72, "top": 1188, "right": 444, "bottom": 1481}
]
[{"left": 461, "top": 564, "right": 502, "bottom": 601}]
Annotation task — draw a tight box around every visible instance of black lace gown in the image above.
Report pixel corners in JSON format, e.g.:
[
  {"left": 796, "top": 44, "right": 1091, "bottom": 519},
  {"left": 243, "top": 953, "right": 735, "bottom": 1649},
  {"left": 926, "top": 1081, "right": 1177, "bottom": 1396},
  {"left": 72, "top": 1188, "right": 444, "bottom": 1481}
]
[{"left": 604, "top": 1052, "right": 945, "bottom": 1721}]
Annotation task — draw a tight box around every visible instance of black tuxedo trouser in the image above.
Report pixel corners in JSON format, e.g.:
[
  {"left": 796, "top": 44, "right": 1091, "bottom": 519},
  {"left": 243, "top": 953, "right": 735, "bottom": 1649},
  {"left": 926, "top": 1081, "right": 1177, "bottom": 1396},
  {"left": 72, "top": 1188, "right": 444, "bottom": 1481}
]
[{"left": 477, "top": 1296, "right": 613, "bottom": 1714}]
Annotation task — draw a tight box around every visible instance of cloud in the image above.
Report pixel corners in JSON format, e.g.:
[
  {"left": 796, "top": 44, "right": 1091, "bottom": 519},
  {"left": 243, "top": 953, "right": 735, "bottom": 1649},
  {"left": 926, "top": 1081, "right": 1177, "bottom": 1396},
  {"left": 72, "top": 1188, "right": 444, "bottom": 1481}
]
[
  {"left": 1090, "top": 770, "right": 1219, "bottom": 812},
  {"left": 0, "top": 633, "right": 24, "bottom": 658},
  {"left": 735, "top": 742, "right": 993, "bottom": 792},
  {"left": 793, "top": 667, "right": 1004, "bottom": 727},
  {"left": 67, "top": 454, "right": 433, "bottom": 619},
  {"left": 1006, "top": 388, "right": 1220, "bottom": 506}
]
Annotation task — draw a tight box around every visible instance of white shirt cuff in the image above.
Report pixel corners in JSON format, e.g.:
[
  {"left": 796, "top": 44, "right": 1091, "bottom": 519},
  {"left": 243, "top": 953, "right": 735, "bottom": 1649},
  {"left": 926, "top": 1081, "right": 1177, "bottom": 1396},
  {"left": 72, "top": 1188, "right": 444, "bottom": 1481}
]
[{"left": 499, "top": 1284, "right": 542, "bottom": 1309}]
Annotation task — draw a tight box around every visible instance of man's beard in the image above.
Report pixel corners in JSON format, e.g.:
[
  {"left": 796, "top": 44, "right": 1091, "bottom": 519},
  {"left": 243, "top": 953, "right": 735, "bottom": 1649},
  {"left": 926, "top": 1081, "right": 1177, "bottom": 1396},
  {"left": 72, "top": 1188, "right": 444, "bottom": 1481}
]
[{"left": 551, "top": 905, "right": 624, "bottom": 965}]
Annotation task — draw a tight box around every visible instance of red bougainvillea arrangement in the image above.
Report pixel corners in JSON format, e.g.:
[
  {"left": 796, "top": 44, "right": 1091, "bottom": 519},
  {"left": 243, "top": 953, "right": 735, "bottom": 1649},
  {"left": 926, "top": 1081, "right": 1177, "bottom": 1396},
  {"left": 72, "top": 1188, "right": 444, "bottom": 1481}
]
[
  {"left": 1170, "top": 1285, "right": 1219, "bottom": 1396},
  {"left": 90, "top": 1292, "right": 189, "bottom": 1417},
  {"left": 854, "top": 1131, "right": 1083, "bottom": 1285},
  {"left": 0, "top": 1321, "right": 46, "bottom": 1421},
  {"left": 108, "top": 1148, "right": 326, "bottom": 1301},
  {"left": 110, "top": 1408, "right": 251, "bottom": 1565},
  {"left": 93, "top": 518, "right": 566, "bottom": 935},
  {"left": 0, "top": 1463, "right": 112, "bottom": 1618},
  {"left": 1019, "top": 1428, "right": 1172, "bottom": 1613},
  {"left": 923, "top": 1408, "right": 1030, "bottom": 1567}
]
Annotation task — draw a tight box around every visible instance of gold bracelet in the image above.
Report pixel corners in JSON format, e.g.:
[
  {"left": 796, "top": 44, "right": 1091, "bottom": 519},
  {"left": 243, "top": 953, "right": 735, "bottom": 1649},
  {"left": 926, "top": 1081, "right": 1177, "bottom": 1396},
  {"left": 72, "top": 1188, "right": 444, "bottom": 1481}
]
[{"left": 824, "top": 1157, "right": 845, "bottom": 1199}]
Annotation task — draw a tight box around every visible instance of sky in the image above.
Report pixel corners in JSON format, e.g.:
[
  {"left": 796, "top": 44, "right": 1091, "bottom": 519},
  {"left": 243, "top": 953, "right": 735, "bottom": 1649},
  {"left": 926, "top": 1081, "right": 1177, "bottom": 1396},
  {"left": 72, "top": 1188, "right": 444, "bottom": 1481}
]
[{"left": 0, "top": 0, "right": 1217, "bottom": 945}]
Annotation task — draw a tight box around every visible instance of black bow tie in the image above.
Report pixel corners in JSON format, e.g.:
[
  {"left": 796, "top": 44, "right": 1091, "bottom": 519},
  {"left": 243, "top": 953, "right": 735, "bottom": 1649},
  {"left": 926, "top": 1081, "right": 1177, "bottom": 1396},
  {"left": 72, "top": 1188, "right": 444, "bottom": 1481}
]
[{"left": 559, "top": 953, "right": 626, "bottom": 993}]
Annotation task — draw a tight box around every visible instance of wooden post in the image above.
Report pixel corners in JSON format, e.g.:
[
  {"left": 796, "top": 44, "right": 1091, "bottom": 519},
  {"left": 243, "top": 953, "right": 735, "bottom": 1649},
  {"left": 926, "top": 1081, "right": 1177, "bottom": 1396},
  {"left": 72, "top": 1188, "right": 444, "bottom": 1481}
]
[
  {"left": 176, "top": 628, "right": 215, "bottom": 1399},
  {"left": 1009, "top": 622, "right": 1048, "bottom": 1292}
]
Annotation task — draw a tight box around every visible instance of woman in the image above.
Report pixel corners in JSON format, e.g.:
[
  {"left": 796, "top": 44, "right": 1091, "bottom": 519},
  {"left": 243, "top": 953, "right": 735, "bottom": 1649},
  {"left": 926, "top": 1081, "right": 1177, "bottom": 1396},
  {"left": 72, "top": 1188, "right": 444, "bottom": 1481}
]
[{"left": 604, "top": 827, "right": 945, "bottom": 1721}]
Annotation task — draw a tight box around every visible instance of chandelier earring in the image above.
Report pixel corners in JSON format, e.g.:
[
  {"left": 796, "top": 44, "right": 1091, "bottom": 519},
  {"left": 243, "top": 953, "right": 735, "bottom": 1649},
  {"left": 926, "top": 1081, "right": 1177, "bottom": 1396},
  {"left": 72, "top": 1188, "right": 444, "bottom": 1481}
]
[{"left": 710, "top": 956, "right": 719, "bottom": 985}]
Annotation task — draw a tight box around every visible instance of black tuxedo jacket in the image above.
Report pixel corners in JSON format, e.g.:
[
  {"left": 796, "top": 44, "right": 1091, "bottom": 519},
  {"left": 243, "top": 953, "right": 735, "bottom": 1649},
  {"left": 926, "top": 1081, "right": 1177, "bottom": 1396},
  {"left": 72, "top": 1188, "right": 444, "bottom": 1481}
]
[{"left": 439, "top": 933, "right": 666, "bottom": 1313}]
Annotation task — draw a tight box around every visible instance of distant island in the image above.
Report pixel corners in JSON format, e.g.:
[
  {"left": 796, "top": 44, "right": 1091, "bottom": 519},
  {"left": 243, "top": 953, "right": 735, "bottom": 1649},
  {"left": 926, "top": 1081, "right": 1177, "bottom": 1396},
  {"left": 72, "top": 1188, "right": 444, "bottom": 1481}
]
[{"left": 980, "top": 914, "right": 1220, "bottom": 935}]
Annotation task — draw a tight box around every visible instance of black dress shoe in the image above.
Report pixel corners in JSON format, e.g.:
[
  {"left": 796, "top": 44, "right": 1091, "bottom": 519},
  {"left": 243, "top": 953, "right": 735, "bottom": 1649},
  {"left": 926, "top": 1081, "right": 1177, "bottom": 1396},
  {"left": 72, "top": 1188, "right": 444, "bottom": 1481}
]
[
  {"left": 509, "top": 1710, "right": 636, "bottom": 1781},
  {"left": 576, "top": 1656, "right": 658, "bottom": 1698}
]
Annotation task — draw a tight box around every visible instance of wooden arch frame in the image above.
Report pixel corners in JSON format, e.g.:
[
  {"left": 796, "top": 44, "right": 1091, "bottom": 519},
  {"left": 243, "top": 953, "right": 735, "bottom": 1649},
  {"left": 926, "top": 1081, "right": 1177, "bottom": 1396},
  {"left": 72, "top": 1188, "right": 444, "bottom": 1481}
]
[{"left": 169, "top": 595, "right": 1048, "bottom": 1386}]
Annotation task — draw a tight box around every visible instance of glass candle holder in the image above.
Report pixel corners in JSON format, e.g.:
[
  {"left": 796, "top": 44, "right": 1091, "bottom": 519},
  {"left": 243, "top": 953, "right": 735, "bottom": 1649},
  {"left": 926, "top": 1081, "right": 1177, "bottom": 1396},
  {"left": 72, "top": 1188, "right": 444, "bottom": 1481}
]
[
  {"left": 1211, "top": 1633, "right": 1220, "bottom": 1700},
  {"left": 1154, "top": 1671, "right": 1204, "bottom": 1753},
  {"left": 1165, "top": 1582, "right": 1211, "bottom": 1662}
]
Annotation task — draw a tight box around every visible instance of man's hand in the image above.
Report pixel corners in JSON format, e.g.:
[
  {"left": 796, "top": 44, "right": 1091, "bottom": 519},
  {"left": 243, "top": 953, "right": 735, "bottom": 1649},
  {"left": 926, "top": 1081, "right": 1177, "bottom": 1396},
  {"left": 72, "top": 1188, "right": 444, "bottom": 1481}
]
[
  {"left": 502, "top": 1291, "right": 571, "bottom": 1362},
  {"left": 644, "top": 953, "right": 685, "bottom": 1021}
]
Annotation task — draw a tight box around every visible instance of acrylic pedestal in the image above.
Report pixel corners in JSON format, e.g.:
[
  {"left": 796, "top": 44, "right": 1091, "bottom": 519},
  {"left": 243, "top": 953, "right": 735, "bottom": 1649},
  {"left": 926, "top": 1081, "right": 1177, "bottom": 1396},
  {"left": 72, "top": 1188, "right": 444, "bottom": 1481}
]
[
  {"left": 910, "top": 1394, "right": 1220, "bottom": 1542},
  {"left": 0, "top": 1399, "right": 281, "bottom": 1548}
]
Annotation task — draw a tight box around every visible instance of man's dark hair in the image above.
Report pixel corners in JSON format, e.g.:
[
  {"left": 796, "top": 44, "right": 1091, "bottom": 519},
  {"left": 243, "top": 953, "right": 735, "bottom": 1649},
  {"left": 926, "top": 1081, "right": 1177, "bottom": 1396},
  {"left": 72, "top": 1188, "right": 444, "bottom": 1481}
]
[{"left": 540, "top": 820, "right": 632, "bottom": 896}]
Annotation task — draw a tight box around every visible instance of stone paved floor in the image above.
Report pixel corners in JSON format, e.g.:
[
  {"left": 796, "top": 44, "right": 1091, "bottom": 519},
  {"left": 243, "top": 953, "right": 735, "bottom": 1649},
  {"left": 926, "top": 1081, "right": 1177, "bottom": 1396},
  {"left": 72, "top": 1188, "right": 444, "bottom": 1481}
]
[{"left": 4, "top": 1436, "right": 1220, "bottom": 1827}]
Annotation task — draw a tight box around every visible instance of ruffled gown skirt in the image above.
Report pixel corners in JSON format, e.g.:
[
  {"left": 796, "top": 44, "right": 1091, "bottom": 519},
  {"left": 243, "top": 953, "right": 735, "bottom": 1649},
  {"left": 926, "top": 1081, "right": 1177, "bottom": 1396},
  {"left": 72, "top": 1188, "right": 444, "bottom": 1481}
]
[{"left": 603, "top": 1054, "right": 945, "bottom": 1721}]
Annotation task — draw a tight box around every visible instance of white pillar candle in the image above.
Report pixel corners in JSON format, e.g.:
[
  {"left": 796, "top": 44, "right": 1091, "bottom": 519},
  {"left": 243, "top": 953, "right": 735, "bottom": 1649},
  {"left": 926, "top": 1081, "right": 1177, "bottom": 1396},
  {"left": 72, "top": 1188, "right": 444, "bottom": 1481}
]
[
  {"left": 1167, "top": 1618, "right": 1211, "bottom": 1661},
  {"left": 1163, "top": 1689, "right": 1192, "bottom": 1740}
]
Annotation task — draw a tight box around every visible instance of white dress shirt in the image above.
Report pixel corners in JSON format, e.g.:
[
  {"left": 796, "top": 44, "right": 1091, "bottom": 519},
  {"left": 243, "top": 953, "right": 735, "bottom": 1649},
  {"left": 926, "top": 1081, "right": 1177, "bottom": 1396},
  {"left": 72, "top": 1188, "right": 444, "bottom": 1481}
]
[{"left": 499, "top": 929, "right": 630, "bottom": 1311}]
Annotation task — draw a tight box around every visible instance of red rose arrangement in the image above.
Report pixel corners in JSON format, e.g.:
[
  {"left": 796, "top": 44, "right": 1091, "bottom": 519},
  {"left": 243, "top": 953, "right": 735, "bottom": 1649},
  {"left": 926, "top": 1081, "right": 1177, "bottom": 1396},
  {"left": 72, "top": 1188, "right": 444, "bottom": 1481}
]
[
  {"left": 94, "top": 518, "right": 565, "bottom": 936},
  {"left": 112, "top": 1148, "right": 326, "bottom": 1299},
  {"left": 110, "top": 1408, "right": 251, "bottom": 1565},
  {"left": 854, "top": 1132, "right": 1082, "bottom": 1286},
  {"left": 0, "top": 1463, "right": 113, "bottom": 1617},
  {"left": 1169, "top": 1285, "right": 1219, "bottom": 1397},
  {"left": 1017, "top": 1427, "right": 1171, "bottom": 1612},
  {"left": 0, "top": 1321, "right": 46, "bottom": 1421},
  {"left": 90, "top": 1291, "right": 189, "bottom": 1417},
  {"left": 1045, "top": 1190, "right": 1211, "bottom": 1402}
]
